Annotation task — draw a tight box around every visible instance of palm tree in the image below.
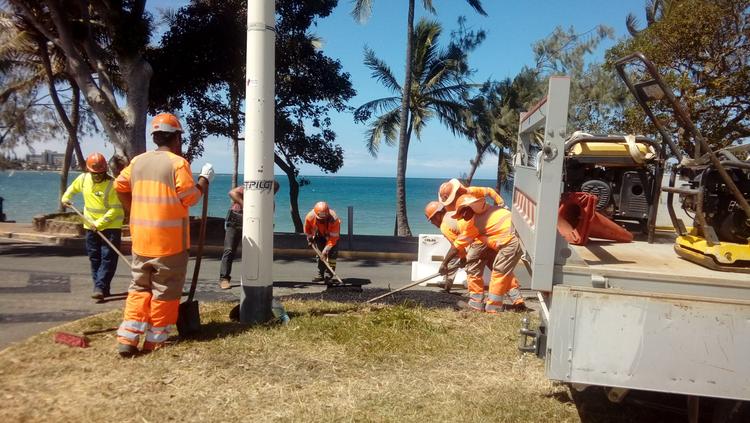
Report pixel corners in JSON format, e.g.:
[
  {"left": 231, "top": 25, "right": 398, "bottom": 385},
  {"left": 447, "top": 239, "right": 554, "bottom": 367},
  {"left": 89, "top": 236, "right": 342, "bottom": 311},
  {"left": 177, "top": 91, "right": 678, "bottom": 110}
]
[
  {"left": 352, "top": 0, "right": 486, "bottom": 236},
  {"left": 355, "top": 19, "right": 471, "bottom": 234}
]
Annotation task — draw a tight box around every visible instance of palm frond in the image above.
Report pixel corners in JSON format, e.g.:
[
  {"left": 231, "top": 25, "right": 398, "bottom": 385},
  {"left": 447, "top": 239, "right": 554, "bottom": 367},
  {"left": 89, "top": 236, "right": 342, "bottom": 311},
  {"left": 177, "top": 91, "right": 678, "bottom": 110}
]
[
  {"left": 363, "top": 47, "right": 401, "bottom": 94},
  {"left": 351, "top": 0, "right": 374, "bottom": 23},
  {"left": 365, "top": 108, "right": 400, "bottom": 156},
  {"left": 421, "top": 0, "right": 436, "bottom": 15},
  {"left": 464, "top": 0, "right": 487, "bottom": 16},
  {"left": 625, "top": 13, "right": 640, "bottom": 36},
  {"left": 353, "top": 96, "right": 401, "bottom": 119}
]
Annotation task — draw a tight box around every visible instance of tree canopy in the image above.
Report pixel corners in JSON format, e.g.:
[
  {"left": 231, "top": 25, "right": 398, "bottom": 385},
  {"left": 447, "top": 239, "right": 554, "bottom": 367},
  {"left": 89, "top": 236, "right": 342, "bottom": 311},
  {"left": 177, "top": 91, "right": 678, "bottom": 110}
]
[
  {"left": 6, "top": 0, "right": 154, "bottom": 158},
  {"left": 150, "top": 0, "right": 354, "bottom": 232},
  {"left": 607, "top": 0, "right": 750, "bottom": 149}
]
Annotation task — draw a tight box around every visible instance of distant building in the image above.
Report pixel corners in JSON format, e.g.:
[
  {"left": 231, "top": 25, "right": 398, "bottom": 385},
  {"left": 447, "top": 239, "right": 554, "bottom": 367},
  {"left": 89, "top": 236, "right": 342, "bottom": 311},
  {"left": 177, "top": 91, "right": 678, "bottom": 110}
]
[{"left": 24, "top": 150, "right": 75, "bottom": 170}]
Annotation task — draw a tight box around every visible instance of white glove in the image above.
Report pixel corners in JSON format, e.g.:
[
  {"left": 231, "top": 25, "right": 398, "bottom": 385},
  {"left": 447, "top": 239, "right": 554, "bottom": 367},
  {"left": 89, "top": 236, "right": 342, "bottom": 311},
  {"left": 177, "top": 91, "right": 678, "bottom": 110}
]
[{"left": 199, "top": 163, "right": 215, "bottom": 183}]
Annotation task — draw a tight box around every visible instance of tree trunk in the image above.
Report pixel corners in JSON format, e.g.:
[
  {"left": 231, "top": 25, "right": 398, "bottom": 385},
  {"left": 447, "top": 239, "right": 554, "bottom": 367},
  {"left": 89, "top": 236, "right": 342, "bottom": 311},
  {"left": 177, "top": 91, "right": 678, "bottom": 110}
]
[
  {"left": 496, "top": 148, "right": 505, "bottom": 193},
  {"left": 394, "top": 0, "right": 416, "bottom": 237},
  {"left": 38, "top": 39, "right": 81, "bottom": 212},
  {"left": 119, "top": 56, "right": 152, "bottom": 158},
  {"left": 59, "top": 85, "right": 81, "bottom": 212},
  {"left": 274, "top": 153, "right": 304, "bottom": 233},
  {"left": 466, "top": 142, "right": 491, "bottom": 185}
]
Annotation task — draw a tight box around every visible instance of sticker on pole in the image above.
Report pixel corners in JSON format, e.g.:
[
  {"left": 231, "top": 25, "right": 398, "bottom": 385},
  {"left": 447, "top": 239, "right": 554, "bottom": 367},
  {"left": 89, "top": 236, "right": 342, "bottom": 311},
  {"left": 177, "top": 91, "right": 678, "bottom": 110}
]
[{"left": 244, "top": 180, "right": 274, "bottom": 193}]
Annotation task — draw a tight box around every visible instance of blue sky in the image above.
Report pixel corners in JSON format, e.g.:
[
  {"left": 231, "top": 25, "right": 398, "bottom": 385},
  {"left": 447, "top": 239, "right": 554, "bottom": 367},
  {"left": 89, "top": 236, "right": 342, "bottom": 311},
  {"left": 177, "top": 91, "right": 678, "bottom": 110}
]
[{"left": 22, "top": 0, "right": 644, "bottom": 178}]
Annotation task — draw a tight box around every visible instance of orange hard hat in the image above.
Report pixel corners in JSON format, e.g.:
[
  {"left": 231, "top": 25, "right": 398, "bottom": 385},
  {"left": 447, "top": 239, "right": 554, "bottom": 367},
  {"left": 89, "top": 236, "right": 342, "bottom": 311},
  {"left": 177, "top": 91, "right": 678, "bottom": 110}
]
[
  {"left": 438, "top": 178, "right": 463, "bottom": 206},
  {"left": 313, "top": 201, "right": 330, "bottom": 219},
  {"left": 85, "top": 152, "right": 108, "bottom": 173},
  {"left": 151, "top": 112, "right": 183, "bottom": 134},
  {"left": 424, "top": 201, "right": 444, "bottom": 220},
  {"left": 455, "top": 194, "right": 485, "bottom": 217}
]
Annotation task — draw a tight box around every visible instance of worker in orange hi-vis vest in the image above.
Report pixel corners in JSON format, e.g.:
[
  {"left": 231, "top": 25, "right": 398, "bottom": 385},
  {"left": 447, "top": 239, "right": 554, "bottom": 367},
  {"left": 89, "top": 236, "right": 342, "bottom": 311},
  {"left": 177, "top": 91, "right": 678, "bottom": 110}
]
[
  {"left": 424, "top": 201, "right": 465, "bottom": 291},
  {"left": 303, "top": 201, "right": 341, "bottom": 283},
  {"left": 438, "top": 178, "right": 505, "bottom": 212},
  {"left": 452, "top": 194, "right": 527, "bottom": 314},
  {"left": 113, "top": 113, "right": 214, "bottom": 358}
]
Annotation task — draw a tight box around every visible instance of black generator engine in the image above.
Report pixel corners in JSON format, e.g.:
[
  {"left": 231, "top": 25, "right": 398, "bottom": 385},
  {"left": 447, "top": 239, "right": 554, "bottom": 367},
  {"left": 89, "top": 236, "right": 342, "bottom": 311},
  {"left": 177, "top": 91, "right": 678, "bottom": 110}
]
[{"left": 563, "top": 133, "right": 662, "bottom": 235}]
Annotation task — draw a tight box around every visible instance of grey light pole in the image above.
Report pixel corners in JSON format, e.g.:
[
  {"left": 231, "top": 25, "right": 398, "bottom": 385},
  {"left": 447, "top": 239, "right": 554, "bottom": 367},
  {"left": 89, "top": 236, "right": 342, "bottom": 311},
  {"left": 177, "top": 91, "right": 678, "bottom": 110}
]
[{"left": 240, "top": 0, "right": 275, "bottom": 324}]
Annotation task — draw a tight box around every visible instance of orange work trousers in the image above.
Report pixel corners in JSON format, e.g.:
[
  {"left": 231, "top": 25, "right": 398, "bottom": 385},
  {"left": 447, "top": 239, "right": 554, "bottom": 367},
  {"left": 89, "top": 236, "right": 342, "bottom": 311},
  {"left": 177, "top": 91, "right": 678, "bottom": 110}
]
[{"left": 116, "top": 251, "right": 188, "bottom": 349}]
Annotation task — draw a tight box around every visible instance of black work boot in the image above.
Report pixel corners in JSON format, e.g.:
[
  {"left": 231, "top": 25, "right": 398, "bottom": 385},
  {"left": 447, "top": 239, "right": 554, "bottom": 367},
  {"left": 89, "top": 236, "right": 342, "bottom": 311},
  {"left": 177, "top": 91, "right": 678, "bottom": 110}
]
[
  {"left": 117, "top": 343, "right": 138, "bottom": 358},
  {"left": 312, "top": 273, "right": 325, "bottom": 283}
]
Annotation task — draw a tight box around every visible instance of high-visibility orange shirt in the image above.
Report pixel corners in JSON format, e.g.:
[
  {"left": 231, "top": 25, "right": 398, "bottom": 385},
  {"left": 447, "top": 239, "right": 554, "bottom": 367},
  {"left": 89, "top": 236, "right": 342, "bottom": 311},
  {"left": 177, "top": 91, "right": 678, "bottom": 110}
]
[
  {"left": 467, "top": 186, "right": 504, "bottom": 207},
  {"left": 439, "top": 211, "right": 461, "bottom": 244},
  {"left": 304, "top": 209, "right": 341, "bottom": 248},
  {"left": 453, "top": 205, "right": 514, "bottom": 253},
  {"left": 115, "top": 151, "right": 202, "bottom": 257}
]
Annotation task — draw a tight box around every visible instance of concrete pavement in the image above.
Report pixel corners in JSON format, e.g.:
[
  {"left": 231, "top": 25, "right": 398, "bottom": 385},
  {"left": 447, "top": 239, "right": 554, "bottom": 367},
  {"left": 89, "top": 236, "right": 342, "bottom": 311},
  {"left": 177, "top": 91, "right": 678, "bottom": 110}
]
[{"left": 0, "top": 238, "right": 427, "bottom": 350}]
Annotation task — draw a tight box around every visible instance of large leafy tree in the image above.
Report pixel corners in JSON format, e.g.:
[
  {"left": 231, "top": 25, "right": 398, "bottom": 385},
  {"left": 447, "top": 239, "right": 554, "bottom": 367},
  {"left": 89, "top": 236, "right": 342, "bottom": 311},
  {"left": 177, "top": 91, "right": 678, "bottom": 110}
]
[
  {"left": 607, "top": 0, "right": 750, "bottom": 151},
  {"left": 151, "top": 0, "right": 354, "bottom": 232},
  {"left": 5, "top": 0, "right": 154, "bottom": 158},
  {"left": 149, "top": 0, "right": 245, "bottom": 187},
  {"left": 354, "top": 18, "right": 472, "bottom": 236},
  {"left": 352, "top": 0, "right": 486, "bottom": 237}
]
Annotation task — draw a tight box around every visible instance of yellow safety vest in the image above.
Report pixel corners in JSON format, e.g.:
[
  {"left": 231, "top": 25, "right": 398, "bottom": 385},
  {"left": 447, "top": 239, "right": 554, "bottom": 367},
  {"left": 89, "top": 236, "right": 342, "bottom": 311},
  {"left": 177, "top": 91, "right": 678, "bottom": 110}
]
[{"left": 61, "top": 173, "right": 124, "bottom": 230}]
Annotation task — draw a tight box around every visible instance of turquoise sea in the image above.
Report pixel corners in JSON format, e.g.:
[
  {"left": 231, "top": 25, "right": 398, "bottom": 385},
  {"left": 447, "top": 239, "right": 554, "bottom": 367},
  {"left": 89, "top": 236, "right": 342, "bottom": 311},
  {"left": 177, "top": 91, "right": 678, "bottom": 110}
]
[{"left": 0, "top": 171, "right": 509, "bottom": 235}]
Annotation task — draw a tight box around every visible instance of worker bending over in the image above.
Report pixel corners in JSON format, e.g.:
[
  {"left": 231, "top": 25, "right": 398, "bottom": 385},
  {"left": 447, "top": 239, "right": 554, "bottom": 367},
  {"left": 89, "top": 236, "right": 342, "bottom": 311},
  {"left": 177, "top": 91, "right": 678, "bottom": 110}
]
[
  {"left": 304, "top": 201, "right": 340, "bottom": 282},
  {"left": 438, "top": 178, "right": 504, "bottom": 211},
  {"left": 452, "top": 194, "right": 526, "bottom": 313},
  {"left": 114, "top": 113, "right": 214, "bottom": 357},
  {"left": 424, "top": 201, "right": 464, "bottom": 291},
  {"left": 438, "top": 179, "right": 504, "bottom": 299},
  {"left": 61, "top": 152, "right": 124, "bottom": 300}
]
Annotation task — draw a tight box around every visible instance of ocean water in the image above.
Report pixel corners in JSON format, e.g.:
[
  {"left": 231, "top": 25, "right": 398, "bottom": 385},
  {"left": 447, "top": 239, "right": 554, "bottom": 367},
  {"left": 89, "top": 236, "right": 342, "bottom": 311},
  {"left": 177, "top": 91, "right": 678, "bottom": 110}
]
[{"left": 0, "top": 171, "right": 509, "bottom": 235}]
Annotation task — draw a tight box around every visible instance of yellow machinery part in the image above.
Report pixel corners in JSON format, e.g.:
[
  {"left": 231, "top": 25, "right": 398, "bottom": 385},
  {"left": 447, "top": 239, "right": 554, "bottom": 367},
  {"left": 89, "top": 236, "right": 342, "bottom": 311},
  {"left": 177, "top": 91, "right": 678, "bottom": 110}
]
[
  {"left": 675, "top": 232, "right": 750, "bottom": 270},
  {"left": 569, "top": 142, "right": 651, "bottom": 157}
]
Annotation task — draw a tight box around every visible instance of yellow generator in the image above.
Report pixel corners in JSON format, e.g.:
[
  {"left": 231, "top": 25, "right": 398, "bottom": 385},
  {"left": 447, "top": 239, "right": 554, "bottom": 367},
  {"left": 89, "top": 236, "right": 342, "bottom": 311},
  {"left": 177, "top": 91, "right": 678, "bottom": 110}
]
[{"left": 616, "top": 53, "right": 750, "bottom": 273}]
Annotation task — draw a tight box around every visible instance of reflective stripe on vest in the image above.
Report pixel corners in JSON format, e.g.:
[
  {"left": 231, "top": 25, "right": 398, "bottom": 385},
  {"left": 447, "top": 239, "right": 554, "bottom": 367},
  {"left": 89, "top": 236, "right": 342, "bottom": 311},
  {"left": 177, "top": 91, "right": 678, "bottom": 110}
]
[
  {"left": 130, "top": 218, "right": 187, "bottom": 228},
  {"left": 131, "top": 195, "right": 181, "bottom": 205}
]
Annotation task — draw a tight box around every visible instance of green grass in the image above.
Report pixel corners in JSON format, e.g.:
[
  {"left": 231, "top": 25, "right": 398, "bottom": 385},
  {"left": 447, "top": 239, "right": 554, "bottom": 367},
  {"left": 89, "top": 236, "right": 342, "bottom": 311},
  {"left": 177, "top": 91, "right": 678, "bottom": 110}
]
[{"left": 0, "top": 300, "right": 580, "bottom": 422}]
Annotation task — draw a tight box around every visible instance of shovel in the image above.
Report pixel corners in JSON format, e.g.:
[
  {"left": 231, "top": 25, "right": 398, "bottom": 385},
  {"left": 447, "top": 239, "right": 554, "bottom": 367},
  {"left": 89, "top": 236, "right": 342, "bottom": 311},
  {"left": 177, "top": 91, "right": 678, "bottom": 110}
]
[
  {"left": 67, "top": 203, "right": 131, "bottom": 267},
  {"left": 310, "top": 243, "right": 345, "bottom": 285},
  {"left": 366, "top": 271, "right": 442, "bottom": 303},
  {"left": 176, "top": 182, "right": 209, "bottom": 337}
]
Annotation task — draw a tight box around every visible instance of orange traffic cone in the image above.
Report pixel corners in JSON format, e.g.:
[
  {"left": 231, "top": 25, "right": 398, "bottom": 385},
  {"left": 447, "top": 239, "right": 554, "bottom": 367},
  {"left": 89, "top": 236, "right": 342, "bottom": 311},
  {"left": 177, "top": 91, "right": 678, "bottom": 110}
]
[
  {"left": 588, "top": 212, "right": 634, "bottom": 243},
  {"left": 557, "top": 192, "right": 597, "bottom": 245}
]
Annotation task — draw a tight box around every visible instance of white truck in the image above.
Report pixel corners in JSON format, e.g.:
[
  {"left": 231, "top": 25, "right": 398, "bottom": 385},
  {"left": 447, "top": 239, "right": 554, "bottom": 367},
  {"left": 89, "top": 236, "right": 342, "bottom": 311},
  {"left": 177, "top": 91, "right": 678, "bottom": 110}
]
[{"left": 514, "top": 75, "right": 750, "bottom": 421}]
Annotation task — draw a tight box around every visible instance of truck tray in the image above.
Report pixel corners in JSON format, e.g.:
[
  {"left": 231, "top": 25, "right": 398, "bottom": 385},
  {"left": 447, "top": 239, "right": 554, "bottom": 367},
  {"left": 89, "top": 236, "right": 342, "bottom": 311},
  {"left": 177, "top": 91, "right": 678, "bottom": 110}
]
[{"left": 558, "top": 232, "right": 750, "bottom": 300}]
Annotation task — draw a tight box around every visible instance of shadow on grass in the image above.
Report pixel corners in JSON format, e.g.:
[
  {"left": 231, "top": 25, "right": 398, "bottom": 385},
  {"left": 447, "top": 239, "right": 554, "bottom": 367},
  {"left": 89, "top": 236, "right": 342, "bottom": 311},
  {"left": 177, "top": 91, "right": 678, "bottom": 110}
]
[{"left": 186, "top": 319, "right": 257, "bottom": 343}]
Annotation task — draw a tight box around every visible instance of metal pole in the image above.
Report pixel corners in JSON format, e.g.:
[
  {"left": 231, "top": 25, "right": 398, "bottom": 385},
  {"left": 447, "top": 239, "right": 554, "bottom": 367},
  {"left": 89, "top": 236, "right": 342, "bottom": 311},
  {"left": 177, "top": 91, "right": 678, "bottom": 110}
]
[
  {"left": 241, "top": 0, "right": 275, "bottom": 324},
  {"left": 347, "top": 205, "right": 353, "bottom": 250}
]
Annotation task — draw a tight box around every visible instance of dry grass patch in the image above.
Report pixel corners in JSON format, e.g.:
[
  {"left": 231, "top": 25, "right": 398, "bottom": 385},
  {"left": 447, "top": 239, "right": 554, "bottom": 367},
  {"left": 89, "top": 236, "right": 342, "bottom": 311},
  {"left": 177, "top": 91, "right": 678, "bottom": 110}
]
[{"left": 0, "top": 300, "right": 579, "bottom": 422}]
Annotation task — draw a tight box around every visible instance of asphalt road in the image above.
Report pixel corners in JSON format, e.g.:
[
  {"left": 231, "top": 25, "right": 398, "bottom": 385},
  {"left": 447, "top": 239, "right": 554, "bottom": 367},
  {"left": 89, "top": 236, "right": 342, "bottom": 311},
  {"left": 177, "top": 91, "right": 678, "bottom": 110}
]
[{"left": 0, "top": 238, "right": 420, "bottom": 350}]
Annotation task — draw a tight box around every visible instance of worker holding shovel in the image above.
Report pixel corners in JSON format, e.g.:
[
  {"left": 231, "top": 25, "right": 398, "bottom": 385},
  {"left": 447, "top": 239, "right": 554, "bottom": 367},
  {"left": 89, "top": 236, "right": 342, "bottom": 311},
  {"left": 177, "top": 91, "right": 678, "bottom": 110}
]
[
  {"left": 113, "top": 113, "right": 214, "bottom": 358},
  {"left": 61, "top": 152, "right": 124, "bottom": 301},
  {"left": 304, "top": 201, "right": 341, "bottom": 283}
]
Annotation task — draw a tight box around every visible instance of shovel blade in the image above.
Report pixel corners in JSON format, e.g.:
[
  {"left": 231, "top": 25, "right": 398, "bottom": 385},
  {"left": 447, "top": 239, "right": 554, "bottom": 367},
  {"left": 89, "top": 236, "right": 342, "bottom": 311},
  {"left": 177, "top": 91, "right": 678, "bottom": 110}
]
[{"left": 177, "top": 300, "right": 201, "bottom": 337}]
